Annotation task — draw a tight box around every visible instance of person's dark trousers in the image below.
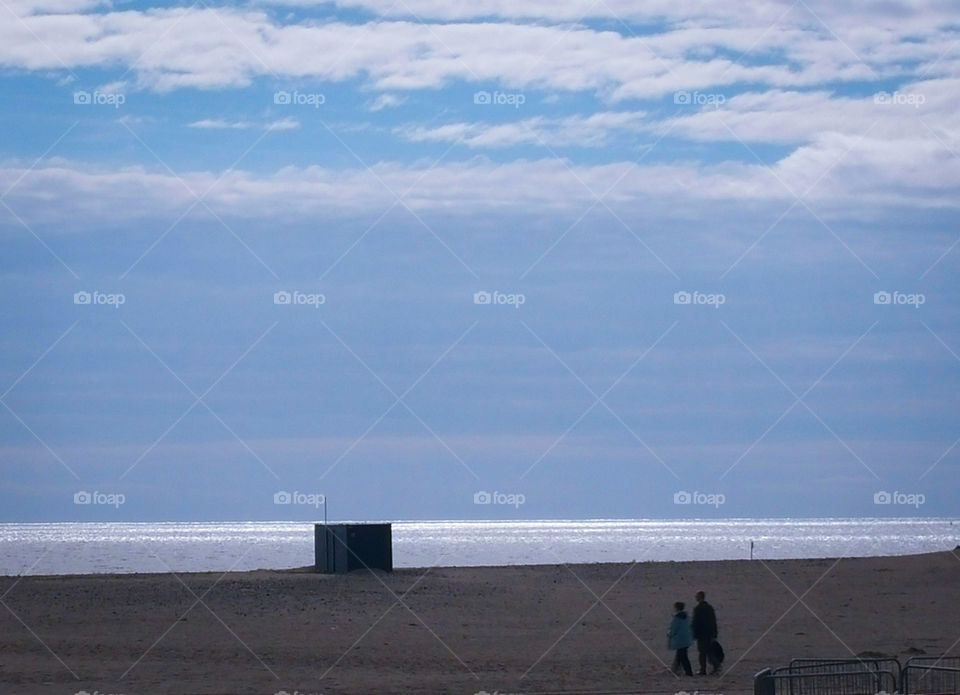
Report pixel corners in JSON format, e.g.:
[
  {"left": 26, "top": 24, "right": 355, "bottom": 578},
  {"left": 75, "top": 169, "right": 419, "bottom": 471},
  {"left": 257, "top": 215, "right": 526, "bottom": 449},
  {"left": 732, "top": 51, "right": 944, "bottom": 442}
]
[
  {"left": 697, "top": 638, "right": 712, "bottom": 674},
  {"left": 674, "top": 647, "right": 693, "bottom": 676}
]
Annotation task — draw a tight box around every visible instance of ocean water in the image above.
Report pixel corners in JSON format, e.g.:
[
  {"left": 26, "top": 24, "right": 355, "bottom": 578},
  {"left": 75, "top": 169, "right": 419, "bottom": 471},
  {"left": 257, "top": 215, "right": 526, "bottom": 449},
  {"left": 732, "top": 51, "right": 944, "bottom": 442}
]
[{"left": 0, "top": 518, "right": 957, "bottom": 576}]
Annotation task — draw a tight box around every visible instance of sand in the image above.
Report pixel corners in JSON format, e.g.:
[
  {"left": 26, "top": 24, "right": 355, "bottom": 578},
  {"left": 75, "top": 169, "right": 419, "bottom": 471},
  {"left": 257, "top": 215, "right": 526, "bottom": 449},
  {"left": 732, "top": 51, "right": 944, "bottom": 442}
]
[{"left": 1, "top": 549, "right": 958, "bottom": 695}]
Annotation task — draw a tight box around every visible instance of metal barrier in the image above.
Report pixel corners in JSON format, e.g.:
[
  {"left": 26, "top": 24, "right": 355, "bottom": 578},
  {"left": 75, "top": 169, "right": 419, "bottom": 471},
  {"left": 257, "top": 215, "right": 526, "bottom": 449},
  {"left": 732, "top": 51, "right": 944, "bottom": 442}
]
[
  {"left": 754, "top": 667, "right": 898, "bottom": 695},
  {"left": 905, "top": 657, "right": 960, "bottom": 671},
  {"left": 902, "top": 664, "right": 960, "bottom": 695},
  {"left": 787, "top": 658, "right": 903, "bottom": 680},
  {"left": 757, "top": 656, "right": 960, "bottom": 695}
]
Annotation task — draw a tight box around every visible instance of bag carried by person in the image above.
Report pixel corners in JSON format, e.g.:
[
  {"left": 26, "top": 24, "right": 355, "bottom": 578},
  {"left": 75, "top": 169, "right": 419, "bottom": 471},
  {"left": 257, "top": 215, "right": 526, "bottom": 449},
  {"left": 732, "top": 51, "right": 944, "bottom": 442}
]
[{"left": 710, "top": 639, "right": 725, "bottom": 664}]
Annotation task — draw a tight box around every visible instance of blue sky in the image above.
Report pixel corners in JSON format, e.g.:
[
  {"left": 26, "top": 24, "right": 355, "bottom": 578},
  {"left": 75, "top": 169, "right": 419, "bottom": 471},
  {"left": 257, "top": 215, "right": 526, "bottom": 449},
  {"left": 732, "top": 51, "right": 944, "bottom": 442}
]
[{"left": 1, "top": 0, "right": 958, "bottom": 521}]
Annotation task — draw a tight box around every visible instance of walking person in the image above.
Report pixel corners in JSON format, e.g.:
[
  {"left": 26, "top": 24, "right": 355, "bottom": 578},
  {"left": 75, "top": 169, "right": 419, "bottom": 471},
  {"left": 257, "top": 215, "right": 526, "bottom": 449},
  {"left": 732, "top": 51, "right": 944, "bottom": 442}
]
[
  {"left": 668, "top": 601, "right": 694, "bottom": 676},
  {"left": 692, "top": 590, "right": 719, "bottom": 674}
]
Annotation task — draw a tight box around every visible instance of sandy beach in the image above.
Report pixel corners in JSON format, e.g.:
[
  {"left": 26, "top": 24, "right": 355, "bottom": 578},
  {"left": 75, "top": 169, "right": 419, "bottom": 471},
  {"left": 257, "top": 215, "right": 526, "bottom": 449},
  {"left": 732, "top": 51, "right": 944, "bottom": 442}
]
[{"left": 1, "top": 549, "right": 958, "bottom": 695}]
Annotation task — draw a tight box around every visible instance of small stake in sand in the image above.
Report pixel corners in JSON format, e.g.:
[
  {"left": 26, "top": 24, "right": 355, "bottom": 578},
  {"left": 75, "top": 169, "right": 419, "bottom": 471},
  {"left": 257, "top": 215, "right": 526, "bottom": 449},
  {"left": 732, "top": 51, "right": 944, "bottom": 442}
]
[{"left": 750, "top": 540, "right": 754, "bottom": 560}]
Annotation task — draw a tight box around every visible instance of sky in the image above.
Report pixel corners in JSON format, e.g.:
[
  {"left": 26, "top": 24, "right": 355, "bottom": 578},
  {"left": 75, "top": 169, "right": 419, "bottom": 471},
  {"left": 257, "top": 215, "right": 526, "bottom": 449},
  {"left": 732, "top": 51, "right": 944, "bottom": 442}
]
[{"left": 0, "top": 0, "right": 958, "bottom": 522}]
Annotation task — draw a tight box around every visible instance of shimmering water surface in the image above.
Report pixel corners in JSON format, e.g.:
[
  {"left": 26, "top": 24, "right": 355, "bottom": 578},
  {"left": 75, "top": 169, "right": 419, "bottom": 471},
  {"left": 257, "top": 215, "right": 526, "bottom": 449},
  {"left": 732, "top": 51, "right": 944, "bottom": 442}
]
[{"left": 1, "top": 518, "right": 957, "bottom": 575}]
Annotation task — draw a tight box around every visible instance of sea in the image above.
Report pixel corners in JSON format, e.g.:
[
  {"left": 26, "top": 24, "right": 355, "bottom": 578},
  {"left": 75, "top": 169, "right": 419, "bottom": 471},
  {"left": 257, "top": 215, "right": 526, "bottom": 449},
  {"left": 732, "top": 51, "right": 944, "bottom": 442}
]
[{"left": 0, "top": 518, "right": 957, "bottom": 576}]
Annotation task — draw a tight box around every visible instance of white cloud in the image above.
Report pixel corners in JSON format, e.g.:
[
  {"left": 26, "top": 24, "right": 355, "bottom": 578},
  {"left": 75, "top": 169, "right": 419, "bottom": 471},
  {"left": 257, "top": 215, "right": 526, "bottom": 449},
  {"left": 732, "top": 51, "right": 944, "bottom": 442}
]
[
  {"left": 2, "top": 5, "right": 957, "bottom": 226},
  {"left": 368, "top": 93, "right": 405, "bottom": 111},
  {"left": 187, "top": 117, "right": 300, "bottom": 130},
  {"left": 8, "top": 0, "right": 105, "bottom": 13},
  {"left": 254, "top": 0, "right": 960, "bottom": 35},
  {"left": 2, "top": 138, "right": 958, "bottom": 232},
  {"left": 1, "top": 5, "right": 956, "bottom": 97},
  {"left": 189, "top": 118, "right": 254, "bottom": 129},
  {"left": 660, "top": 79, "right": 959, "bottom": 145},
  {"left": 266, "top": 116, "right": 300, "bottom": 130},
  {"left": 398, "top": 111, "right": 648, "bottom": 148}
]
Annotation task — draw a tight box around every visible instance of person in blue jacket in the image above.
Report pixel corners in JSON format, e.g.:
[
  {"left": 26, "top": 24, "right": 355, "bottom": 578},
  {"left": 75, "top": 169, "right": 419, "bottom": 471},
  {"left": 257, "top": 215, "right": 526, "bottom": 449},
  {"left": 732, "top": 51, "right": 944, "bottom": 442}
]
[{"left": 668, "top": 601, "right": 694, "bottom": 676}]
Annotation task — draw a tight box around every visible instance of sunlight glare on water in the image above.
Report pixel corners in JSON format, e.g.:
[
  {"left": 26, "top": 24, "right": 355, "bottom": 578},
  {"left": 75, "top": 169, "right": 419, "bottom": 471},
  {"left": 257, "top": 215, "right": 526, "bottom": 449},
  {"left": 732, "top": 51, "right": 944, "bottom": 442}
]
[{"left": 0, "top": 518, "right": 956, "bottom": 575}]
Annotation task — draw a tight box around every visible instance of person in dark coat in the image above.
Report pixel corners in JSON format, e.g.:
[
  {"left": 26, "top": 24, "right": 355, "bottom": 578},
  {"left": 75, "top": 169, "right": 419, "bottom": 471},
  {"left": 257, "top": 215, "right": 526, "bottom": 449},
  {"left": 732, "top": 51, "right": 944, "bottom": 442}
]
[
  {"left": 692, "top": 590, "right": 719, "bottom": 674},
  {"left": 667, "top": 601, "right": 694, "bottom": 676}
]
